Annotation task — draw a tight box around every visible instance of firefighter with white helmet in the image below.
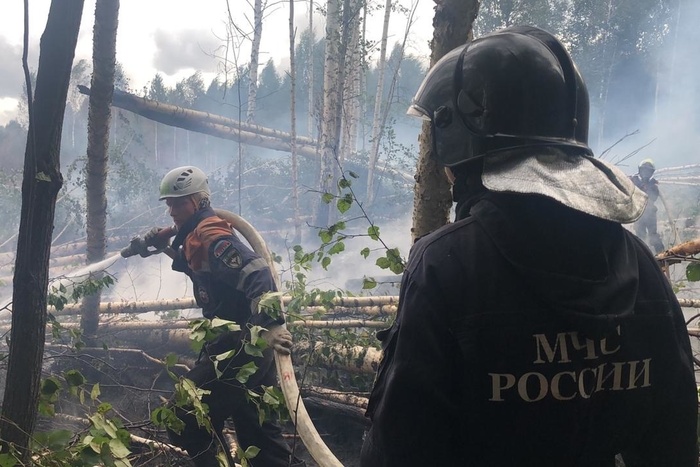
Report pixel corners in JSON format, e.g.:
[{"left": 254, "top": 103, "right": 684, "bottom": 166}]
[
  {"left": 630, "top": 158, "right": 665, "bottom": 253},
  {"left": 149, "top": 166, "right": 305, "bottom": 467},
  {"left": 361, "top": 26, "right": 696, "bottom": 466}
]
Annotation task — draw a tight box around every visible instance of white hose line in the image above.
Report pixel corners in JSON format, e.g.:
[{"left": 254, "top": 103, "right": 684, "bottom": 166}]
[{"left": 214, "top": 209, "right": 343, "bottom": 467}]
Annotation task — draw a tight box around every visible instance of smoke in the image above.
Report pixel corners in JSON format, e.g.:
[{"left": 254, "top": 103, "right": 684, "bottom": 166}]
[
  {"left": 152, "top": 28, "right": 222, "bottom": 76},
  {"left": 593, "top": 0, "right": 700, "bottom": 172},
  {"left": 0, "top": 37, "right": 23, "bottom": 100}
]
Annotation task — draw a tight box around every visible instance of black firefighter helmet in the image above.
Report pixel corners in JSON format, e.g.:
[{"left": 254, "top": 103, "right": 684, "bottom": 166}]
[{"left": 408, "top": 25, "right": 592, "bottom": 167}]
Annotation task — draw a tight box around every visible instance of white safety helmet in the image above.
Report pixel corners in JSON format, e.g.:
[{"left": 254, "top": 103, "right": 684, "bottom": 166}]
[{"left": 159, "top": 166, "right": 211, "bottom": 200}]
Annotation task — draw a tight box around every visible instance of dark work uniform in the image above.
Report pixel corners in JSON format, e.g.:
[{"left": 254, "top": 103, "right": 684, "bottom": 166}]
[
  {"left": 167, "top": 207, "right": 297, "bottom": 467},
  {"left": 630, "top": 175, "right": 664, "bottom": 253},
  {"left": 361, "top": 191, "right": 697, "bottom": 466}
]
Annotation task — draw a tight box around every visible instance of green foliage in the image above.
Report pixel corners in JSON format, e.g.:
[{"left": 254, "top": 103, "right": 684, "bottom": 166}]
[
  {"left": 31, "top": 372, "right": 133, "bottom": 467},
  {"left": 236, "top": 444, "right": 260, "bottom": 467},
  {"left": 47, "top": 275, "right": 115, "bottom": 312},
  {"left": 686, "top": 262, "right": 700, "bottom": 282},
  {"left": 246, "top": 385, "right": 289, "bottom": 426},
  {"left": 188, "top": 317, "right": 241, "bottom": 353}
]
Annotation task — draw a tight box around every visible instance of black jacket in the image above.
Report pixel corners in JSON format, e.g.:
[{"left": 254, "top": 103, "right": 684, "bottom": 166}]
[
  {"left": 362, "top": 191, "right": 697, "bottom": 466},
  {"left": 172, "top": 208, "right": 281, "bottom": 331}
]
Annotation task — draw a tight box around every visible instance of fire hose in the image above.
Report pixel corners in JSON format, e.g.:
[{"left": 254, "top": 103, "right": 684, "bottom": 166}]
[{"left": 121, "top": 209, "right": 343, "bottom": 467}]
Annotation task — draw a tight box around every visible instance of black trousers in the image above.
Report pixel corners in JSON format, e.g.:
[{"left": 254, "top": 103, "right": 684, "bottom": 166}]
[
  {"left": 167, "top": 332, "right": 297, "bottom": 467},
  {"left": 634, "top": 209, "right": 664, "bottom": 254}
]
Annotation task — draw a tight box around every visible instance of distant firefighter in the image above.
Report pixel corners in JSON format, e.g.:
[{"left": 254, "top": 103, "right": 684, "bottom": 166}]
[{"left": 630, "top": 159, "right": 665, "bottom": 253}]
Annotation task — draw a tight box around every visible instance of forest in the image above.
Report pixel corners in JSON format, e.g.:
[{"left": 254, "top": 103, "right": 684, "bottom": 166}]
[{"left": 0, "top": 0, "right": 698, "bottom": 466}]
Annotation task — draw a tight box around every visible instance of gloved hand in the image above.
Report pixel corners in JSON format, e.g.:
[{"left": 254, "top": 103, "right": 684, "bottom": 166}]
[
  {"left": 144, "top": 227, "right": 170, "bottom": 250},
  {"left": 260, "top": 324, "right": 293, "bottom": 355}
]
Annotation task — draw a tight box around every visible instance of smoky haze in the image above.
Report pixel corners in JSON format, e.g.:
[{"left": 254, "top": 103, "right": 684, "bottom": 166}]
[{"left": 591, "top": 0, "right": 700, "bottom": 172}]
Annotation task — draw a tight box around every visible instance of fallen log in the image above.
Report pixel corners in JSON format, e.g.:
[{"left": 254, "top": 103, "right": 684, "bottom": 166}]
[
  {"left": 302, "top": 386, "right": 368, "bottom": 410},
  {"left": 77, "top": 86, "right": 414, "bottom": 185},
  {"left": 656, "top": 237, "right": 700, "bottom": 261},
  {"left": 303, "top": 397, "right": 370, "bottom": 429},
  {"left": 47, "top": 296, "right": 401, "bottom": 317},
  {"left": 296, "top": 342, "right": 381, "bottom": 374}
]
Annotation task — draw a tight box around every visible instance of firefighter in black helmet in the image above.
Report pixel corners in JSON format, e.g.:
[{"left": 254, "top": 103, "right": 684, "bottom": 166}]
[
  {"left": 630, "top": 158, "right": 665, "bottom": 253},
  {"left": 360, "top": 26, "right": 697, "bottom": 467}
]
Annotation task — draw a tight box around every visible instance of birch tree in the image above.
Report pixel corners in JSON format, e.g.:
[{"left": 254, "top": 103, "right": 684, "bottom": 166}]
[
  {"left": 81, "top": 0, "right": 119, "bottom": 346},
  {"left": 0, "top": 0, "right": 84, "bottom": 459},
  {"left": 366, "top": 0, "right": 392, "bottom": 205},
  {"left": 411, "top": 0, "right": 480, "bottom": 241},
  {"left": 341, "top": 0, "right": 364, "bottom": 165},
  {"left": 315, "top": 0, "right": 343, "bottom": 226},
  {"left": 247, "top": 0, "right": 265, "bottom": 122},
  {"left": 289, "top": 0, "right": 301, "bottom": 243},
  {"left": 307, "top": 0, "right": 316, "bottom": 137}
]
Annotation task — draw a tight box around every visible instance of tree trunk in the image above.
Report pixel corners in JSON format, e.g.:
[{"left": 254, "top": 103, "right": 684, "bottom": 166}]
[
  {"left": 411, "top": 0, "right": 479, "bottom": 241},
  {"left": 81, "top": 0, "right": 119, "bottom": 347},
  {"left": 0, "top": 0, "right": 84, "bottom": 459},
  {"left": 315, "top": 0, "right": 343, "bottom": 226},
  {"left": 289, "top": 0, "right": 302, "bottom": 244},
  {"left": 366, "top": 0, "right": 392, "bottom": 205},
  {"left": 307, "top": 0, "right": 315, "bottom": 137},
  {"left": 341, "top": 0, "right": 363, "bottom": 165},
  {"left": 247, "top": 0, "right": 264, "bottom": 123}
]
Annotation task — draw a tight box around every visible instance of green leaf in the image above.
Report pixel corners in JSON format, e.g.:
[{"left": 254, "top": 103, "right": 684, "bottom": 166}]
[
  {"left": 244, "top": 342, "right": 265, "bottom": 358},
  {"left": 64, "top": 369, "right": 86, "bottom": 387},
  {"left": 236, "top": 361, "right": 259, "bottom": 384},
  {"left": 328, "top": 241, "right": 345, "bottom": 255},
  {"left": 165, "top": 353, "right": 178, "bottom": 367},
  {"left": 362, "top": 278, "right": 377, "bottom": 289},
  {"left": 210, "top": 317, "right": 241, "bottom": 332},
  {"left": 338, "top": 177, "right": 351, "bottom": 189},
  {"left": 367, "top": 226, "right": 380, "bottom": 240},
  {"left": 244, "top": 445, "right": 261, "bottom": 458},
  {"left": 97, "top": 402, "right": 113, "bottom": 414},
  {"left": 376, "top": 257, "right": 390, "bottom": 269},
  {"left": 321, "top": 192, "right": 334, "bottom": 204},
  {"left": 337, "top": 194, "right": 353, "bottom": 213},
  {"left": 108, "top": 439, "right": 131, "bottom": 458},
  {"left": 360, "top": 247, "right": 370, "bottom": 258},
  {"left": 348, "top": 171, "right": 359, "bottom": 179},
  {"left": 0, "top": 454, "right": 19, "bottom": 467},
  {"left": 212, "top": 349, "right": 236, "bottom": 363},
  {"left": 321, "top": 256, "right": 331, "bottom": 270},
  {"left": 41, "top": 377, "right": 61, "bottom": 396},
  {"left": 686, "top": 263, "right": 700, "bottom": 282},
  {"left": 319, "top": 229, "right": 332, "bottom": 243}
]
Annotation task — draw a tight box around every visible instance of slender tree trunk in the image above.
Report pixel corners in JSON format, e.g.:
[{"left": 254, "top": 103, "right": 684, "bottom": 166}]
[
  {"left": 0, "top": 0, "right": 84, "bottom": 459},
  {"left": 307, "top": 0, "right": 315, "bottom": 137},
  {"left": 81, "top": 0, "right": 119, "bottom": 346},
  {"left": 154, "top": 120, "right": 158, "bottom": 162},
  {"left": 341, "top": 0, "right": 363, "bottom": 165},
  {"left": 366, "top": 0, "right": 392, "bottom": 205},
  {"left": 247, "top": 0, "right": 264, "bottom": 122},
  {"left": 411, "top": 0, "right": 479, "bottom": 241},
  {"left": 367, "top": 3, "right": 418, "bottom": 204},
  {"left": 315, "top": 0, "right": 342, "bottom": 226},
  {"left": 289, "top": 0, "right": 301, "bottom": 244}
]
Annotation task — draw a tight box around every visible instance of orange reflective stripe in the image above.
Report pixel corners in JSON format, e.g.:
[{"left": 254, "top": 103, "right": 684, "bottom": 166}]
[{"left": 184, "top": 216, "right": 237, "bottom": 271}]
